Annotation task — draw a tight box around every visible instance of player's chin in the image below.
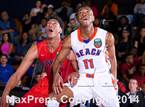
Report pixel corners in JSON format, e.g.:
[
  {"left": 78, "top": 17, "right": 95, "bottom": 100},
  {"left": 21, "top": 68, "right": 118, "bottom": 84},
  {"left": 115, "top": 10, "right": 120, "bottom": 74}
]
[
  {"left": 81, "top": 23, "right": 90, "bottom": 27},
  {"left": 47, "top": 34, "right": 55, "bottom": 38},
  {"left": 80, "top": 21, "right": 90, "bottom": 26}
]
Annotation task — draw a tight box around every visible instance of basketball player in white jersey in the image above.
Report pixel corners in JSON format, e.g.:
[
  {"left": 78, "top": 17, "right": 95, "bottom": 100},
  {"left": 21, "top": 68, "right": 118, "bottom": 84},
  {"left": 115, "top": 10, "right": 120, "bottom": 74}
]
[{"left": 48, "top": 6, "right": 119, "bottom": 107}]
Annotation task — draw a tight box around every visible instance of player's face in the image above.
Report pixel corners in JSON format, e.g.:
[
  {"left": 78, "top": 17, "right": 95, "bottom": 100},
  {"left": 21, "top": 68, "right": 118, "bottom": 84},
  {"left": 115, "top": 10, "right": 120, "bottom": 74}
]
[
  {"left": 77, "top": 7, "right": 94, "bottom": 27},
  {"left": 46, "top": 19, "right": 62, "bottom": 39}
]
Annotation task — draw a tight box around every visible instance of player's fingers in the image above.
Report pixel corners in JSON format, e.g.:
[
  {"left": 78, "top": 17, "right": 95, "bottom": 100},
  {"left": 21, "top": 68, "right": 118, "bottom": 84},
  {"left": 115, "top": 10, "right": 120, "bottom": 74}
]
[
  {"left": 58, "top": 80, "right": 63, "bottom": 94},
  {"left": 53, "top": 84, "right": 57, "bottom": 94},
  {"left": 56, "top": 86, "right": 60, "bottom": 95},
  {"left": 60, "top": 80, "right": 63, "bottom": 88},
  {"left": 53, "top": 81, "right": 59, "bottom": 94},
  {"left": 55, "top": 80, "right": 62, "bottom": 94},
  {"left": 55, "top": 81, "right": 60, "bottom": 94}
]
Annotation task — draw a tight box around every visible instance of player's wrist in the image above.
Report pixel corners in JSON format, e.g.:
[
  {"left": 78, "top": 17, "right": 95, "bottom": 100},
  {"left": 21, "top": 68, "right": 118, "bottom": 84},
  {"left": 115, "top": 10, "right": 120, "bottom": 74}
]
[
  {"left": 53, "top": 72, "right": 61, "bottom": 79},
  {"left": 111, "top": 73, "right": 118, "bottom": 81}
]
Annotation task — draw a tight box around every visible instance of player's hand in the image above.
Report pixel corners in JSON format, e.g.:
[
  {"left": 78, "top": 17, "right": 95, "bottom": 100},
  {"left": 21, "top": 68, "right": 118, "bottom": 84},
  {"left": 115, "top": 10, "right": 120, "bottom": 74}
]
[
  {"left": 68, "top": 72, "right": 80, "bottom": 86},
  {"left": 53, "top": 73, "right": 64, "bottom": 94},
  {"left": 0, "top": 93, "right": 9, "bottom": 107},
  {"left": 111, "top": 74, "right": 118, "bottom": 91}
]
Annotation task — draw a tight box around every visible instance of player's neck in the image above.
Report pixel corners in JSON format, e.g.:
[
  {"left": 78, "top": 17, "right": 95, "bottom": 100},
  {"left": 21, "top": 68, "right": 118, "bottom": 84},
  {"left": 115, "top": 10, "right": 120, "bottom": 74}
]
[
  {"left": 80, "top": 24, "right": 94, "bottom": 39},
  {"left": 47, "top": 37, "right": 61, "bottom": 52}
]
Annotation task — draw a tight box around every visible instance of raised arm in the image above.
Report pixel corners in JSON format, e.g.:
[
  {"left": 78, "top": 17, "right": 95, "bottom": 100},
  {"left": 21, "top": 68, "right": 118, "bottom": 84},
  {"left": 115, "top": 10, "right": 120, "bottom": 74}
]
[
  {"left": 106, "top": 33, "right": 117, "bottom": 78},
  {"left": 1, "top": 44, "right": 38, "bottom": 107}
]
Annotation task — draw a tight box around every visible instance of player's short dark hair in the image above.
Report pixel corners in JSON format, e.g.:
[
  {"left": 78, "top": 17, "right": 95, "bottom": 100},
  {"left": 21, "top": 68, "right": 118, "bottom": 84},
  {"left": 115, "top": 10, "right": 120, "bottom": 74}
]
[
  {"left": 76, "top": 5, "right": 92, "bottom": 17},
  {"left": 47, "top": 16, "right": 64, "bottom": 31}
]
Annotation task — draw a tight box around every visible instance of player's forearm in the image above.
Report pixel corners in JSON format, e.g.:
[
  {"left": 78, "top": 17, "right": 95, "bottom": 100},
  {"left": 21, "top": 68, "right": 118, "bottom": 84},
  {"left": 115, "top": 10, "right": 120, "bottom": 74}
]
[
  {"left": 52, "top": 59, "right": 61, "bottom": 78},
  {"left": 110, "top": 57, "right": 117, "bottom": 78}
]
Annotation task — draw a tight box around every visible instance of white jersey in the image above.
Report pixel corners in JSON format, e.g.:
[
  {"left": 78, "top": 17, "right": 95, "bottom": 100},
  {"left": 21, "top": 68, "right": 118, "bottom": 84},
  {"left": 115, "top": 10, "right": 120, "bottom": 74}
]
[{"left": 71, "top": 27, "right": 111, "bottom": 74}]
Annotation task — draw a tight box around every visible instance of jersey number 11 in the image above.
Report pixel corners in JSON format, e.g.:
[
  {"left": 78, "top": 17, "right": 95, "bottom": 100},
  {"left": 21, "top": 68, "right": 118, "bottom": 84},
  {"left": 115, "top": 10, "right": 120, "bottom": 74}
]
[{"left": 83, "top": 59, "right": 94, "bottom": 69}]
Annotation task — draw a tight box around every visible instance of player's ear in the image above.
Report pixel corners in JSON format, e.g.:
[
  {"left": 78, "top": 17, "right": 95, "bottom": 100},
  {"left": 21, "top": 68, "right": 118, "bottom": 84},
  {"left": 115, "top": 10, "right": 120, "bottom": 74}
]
[{"left": 59, "top": 28, "right": 62, "bottom": 34}]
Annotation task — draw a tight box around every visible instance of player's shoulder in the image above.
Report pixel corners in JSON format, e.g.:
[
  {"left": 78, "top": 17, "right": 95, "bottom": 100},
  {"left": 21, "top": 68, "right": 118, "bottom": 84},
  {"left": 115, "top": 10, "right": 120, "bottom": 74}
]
[
  {"left": 70, "top": 28, "right": 78, "bottom": 36},
  {"left": 97, "top": 27, "right": 108, "bottom": 34},
  {"left": 36, "top": 40, "right": 49, "bottom": 49},
  {"left": 36, "top": 40, "right": 47, "bottom": 45}
]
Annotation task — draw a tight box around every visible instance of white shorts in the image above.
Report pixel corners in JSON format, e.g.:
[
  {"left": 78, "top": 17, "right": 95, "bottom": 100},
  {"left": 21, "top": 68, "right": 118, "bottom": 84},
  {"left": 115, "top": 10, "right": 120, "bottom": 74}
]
[{"left": 65, "top": 70, "right": 119, "bottom": 107}]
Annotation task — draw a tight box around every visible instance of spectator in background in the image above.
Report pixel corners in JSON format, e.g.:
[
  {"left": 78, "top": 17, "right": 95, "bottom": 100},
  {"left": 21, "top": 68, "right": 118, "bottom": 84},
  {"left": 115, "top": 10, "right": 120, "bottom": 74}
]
[
  {"left": 134, "top": 0, "right": 145, "bottom": 15},
  {"left": 22, "top": 13, "right": 32, "bottom": 32},
  {"left": 0, "top": 11, "right": 17, "bottom": 43},
  {"left": 30, "top": 0, "right": 42, "bottom": 17},
  {"left": 30, "top": 3, "right": 42, "bottom": 25},
  {"left": 133, "top": 64, "right": 145, "bottom": 88},
  {"left": 38, "top": 18, "right": 50, "bottom": 40},
  {"left": 47, "top": 4, "right": 56, "bottom": 17},
  {"left": 39, "top": 18, "right": 47, "bottom": 37},
  {"left": 117, "top": 28, "right": 132, "bottom": 61},
  {"left": 101, "top": 0, "right": 118, "bottom": 17},
  {"left": 41, "top": 5, "right": 56, "bottom": 20},
  {"left": 0, "top": 33, "right": 14, "bottom": 57},
  {"left": 117, "top": 16, "right": 131, "bottom": 34},
  {"left": 133, "top": 0, "right": 145, "bottom": 25},
  {"left": 120, "top": 54, "right": 136, "bottom": 84},
  {"left": 29, "top": 23, "right": 40, "bottom": 42},
  {"left": 0, "top": 54, "right": 14, "bottom": 85},
  {"left": 65, "top": 13, "right": 79, "bottom": 36},
  {"left": 116, "top": 0, "right": 136, "bottom": 15},
  {"left": 101, "top": 0, "right": 117, "bottom": 33},
  {"left": 14, "top": 17, "right": 23, "bottom": 38},
  {"left": 14, "top": 32, "right": 31, "bottom": 64},
  {"left": 126, "top": 78, "right": 145, "bottom": 107},
  {"left": 134, "top": 26, "right": 145, "bottom": 56},
  {"left": 56, "top": 0, "right": 73, "bottom": 25}
]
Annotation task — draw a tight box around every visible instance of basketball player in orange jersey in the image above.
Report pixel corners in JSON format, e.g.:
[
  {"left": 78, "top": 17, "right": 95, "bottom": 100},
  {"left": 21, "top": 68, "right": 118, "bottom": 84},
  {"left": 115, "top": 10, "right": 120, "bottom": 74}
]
[
  {"left": 47, "top": 6, "right": 119, "bottom": 107},
  {"left": 1, "top": 16, "right": 76, "bottom": 107}
]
